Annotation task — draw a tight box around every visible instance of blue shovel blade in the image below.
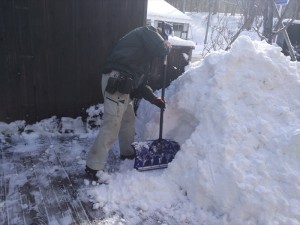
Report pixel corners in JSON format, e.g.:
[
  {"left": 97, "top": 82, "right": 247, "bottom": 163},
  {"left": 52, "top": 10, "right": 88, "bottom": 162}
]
[{"left": 131, "top": 139, "right": 180, "bottom": 171}]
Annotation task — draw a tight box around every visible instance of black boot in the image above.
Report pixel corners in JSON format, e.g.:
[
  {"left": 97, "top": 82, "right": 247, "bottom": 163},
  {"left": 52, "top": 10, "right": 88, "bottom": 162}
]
[
  {"left": 85, "top": 166, "right": 99, "bottom": 181},
  {"left": 120, "top": 153, "right": 135, "bottom": 160}
]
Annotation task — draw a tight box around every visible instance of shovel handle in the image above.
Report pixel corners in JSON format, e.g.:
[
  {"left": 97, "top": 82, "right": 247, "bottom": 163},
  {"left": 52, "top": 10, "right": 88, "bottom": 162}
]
[
  {"left": 159, "top": 55, "right": 167, "bottom": 141},
  {"left": 159, "top": 21, "right": 172, "bottom": 141}
]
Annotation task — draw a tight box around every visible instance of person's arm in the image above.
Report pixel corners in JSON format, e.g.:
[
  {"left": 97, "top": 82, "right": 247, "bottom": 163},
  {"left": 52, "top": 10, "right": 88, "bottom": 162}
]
[{"left": 133, "top": 85, "right": 165, "bottom": 109}]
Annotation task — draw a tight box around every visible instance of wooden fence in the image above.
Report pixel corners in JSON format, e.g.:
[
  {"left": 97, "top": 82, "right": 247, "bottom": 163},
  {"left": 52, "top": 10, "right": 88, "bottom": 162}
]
[{"left": 0, "top": 0, "right": 147, "bottom": 123}]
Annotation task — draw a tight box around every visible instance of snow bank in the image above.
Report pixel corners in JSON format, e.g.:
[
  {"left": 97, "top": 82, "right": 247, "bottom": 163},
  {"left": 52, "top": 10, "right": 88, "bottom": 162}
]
[{"left": 89, "top": 36, "right": 300, "bottom": 224}]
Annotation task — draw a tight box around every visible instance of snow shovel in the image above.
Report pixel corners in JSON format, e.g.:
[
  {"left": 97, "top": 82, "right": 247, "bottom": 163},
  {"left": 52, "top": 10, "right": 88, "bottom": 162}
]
[{"left": 132, "top": 22, "right": 180, "bottom": 171}]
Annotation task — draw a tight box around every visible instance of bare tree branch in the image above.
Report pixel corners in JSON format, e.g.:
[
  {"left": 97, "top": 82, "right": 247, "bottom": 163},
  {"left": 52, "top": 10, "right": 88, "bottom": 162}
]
[{"left": 272, "top": 0, "right": 297, "bottom": 61}]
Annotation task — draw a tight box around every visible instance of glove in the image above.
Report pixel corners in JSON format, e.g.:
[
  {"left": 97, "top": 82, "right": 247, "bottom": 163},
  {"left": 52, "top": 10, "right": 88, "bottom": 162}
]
[
  {"left": 164, "top": 41, "right": 172, "bottom": 54},
  {"left": 152, "top": 97, "right": 166, "bottom": 109},
  {"left": 164, "top": 41, "right": 172, "bottom": 47}
]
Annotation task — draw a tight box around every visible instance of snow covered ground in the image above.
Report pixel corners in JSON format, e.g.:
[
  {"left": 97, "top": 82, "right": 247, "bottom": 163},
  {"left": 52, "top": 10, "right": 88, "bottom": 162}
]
[{"left": 1, "top": 14, "right": 300, "bottom": 225}]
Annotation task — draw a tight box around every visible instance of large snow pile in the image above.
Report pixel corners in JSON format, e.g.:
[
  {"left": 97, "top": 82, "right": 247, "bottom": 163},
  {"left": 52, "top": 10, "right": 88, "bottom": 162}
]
[{"left": 89, "top": 36, "right": 300, "bottom": 225}]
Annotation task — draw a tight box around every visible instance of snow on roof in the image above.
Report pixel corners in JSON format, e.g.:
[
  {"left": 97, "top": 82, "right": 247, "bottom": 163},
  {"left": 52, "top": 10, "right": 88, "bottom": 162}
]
[{"left": 147, "top": 0, "right": 192, "bottom": 24}]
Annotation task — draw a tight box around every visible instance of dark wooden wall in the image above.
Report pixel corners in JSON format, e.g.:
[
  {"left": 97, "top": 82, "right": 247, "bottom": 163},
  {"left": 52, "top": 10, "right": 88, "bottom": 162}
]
[{"left": 0, "top": 0, "right": 147, "bottom": 123}]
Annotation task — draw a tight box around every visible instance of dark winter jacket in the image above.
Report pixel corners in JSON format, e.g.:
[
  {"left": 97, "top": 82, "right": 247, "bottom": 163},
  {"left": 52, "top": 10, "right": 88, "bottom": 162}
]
[{"left": 103, "top": 26, "right": 170, "bottom": 102}]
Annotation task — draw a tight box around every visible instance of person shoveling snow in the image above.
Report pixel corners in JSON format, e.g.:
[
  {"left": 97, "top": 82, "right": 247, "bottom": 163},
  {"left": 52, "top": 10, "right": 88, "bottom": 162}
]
[{"left": 85, "top": 25, "right": 172, "bottom": 182}]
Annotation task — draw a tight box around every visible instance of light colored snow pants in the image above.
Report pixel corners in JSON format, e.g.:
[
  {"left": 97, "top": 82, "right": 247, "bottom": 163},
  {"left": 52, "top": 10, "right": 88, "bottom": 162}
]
[{"left": 86, "top": 71, "right": 136, "bottom": 171}]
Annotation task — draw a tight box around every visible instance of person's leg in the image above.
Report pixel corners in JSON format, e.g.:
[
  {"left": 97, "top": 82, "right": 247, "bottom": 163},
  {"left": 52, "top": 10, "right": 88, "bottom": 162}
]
[
  {"left": 86, "top": 71, "right": 130, "bottom": 171},
  {"left": 119, "top": 100, "right": 136, "bottom": 158}
]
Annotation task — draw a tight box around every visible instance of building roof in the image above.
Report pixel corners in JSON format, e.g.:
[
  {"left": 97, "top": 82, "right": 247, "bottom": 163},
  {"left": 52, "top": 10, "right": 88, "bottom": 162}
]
[{"left": 147, "top": 0, "right": 192, "bottom": 24}]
